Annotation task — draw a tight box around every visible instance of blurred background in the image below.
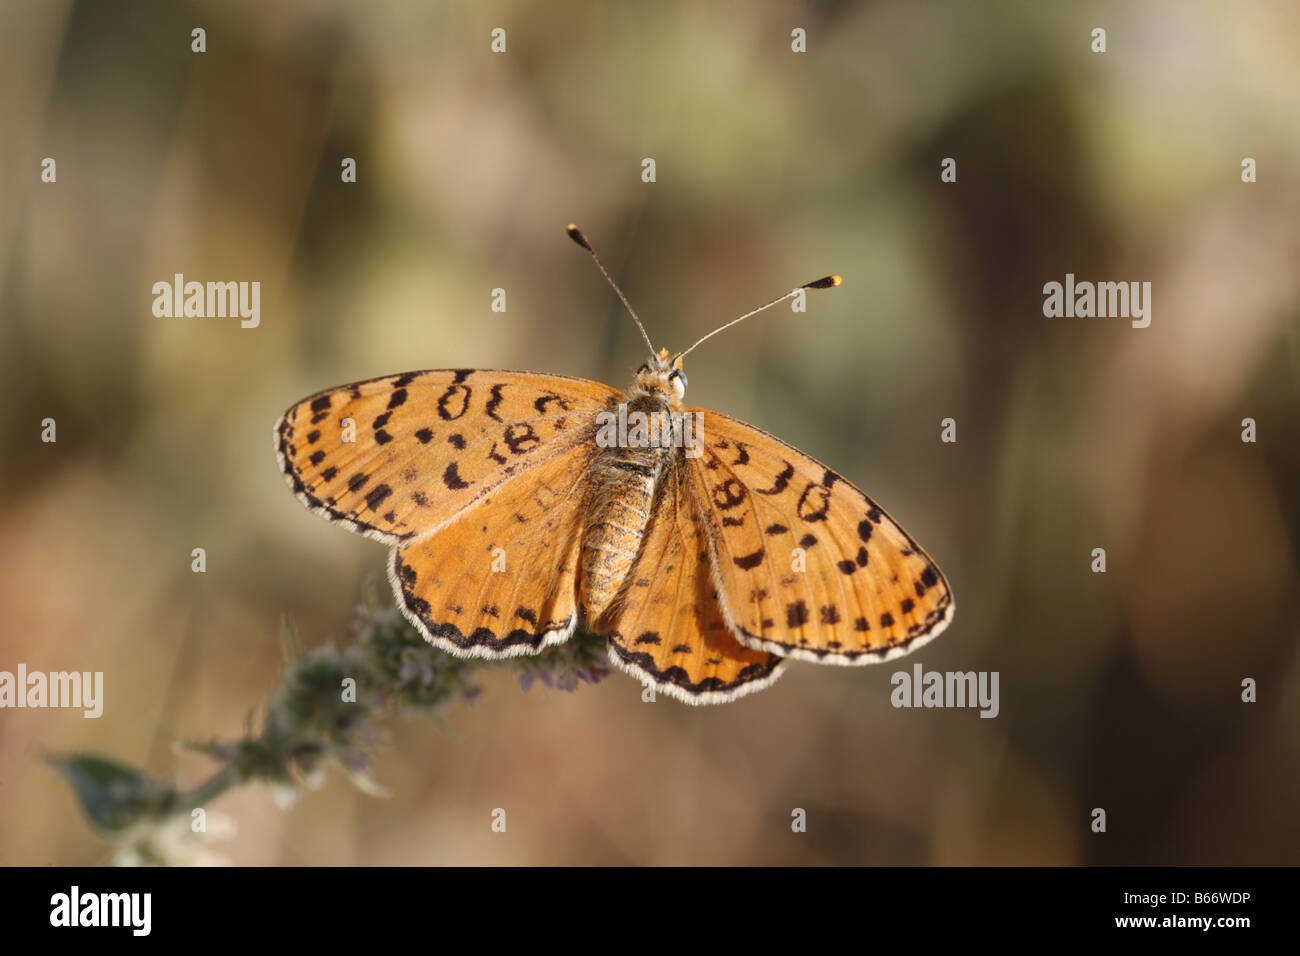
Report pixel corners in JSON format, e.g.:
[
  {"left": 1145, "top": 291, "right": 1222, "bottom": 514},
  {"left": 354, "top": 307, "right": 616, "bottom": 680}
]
[{"left": 1, "top": 0, "right": 1297, "bottom": 865}]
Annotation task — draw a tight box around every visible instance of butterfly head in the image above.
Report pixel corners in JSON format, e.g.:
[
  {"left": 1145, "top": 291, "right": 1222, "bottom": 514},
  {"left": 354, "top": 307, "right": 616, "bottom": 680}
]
[{"left": 633, "top": 347, "right": 687, "bottom": 406}]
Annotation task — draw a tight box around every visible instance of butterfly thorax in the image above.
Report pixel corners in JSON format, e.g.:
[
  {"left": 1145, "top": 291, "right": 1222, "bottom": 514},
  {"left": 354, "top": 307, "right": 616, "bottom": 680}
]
[{"left": 581, "top": 365, "right": 685, "bottom": 625}]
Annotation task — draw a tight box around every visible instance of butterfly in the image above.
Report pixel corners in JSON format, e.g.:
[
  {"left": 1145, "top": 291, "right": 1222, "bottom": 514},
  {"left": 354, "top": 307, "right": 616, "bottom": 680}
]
[{"left": 275, "top": 226, "right": 954, "bottom": 704}]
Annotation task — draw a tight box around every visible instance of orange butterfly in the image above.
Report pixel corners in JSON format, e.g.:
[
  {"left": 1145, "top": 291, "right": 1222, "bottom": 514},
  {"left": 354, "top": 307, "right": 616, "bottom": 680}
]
[{"left": 275, "top": 226, "right": 953, "bottom": 704}]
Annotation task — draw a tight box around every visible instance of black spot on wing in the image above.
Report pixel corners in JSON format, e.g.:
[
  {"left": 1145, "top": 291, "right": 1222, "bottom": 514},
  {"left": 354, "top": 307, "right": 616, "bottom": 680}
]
[
  {"left": 438, "top": 384, "right": 471, "bottom": 420},
  {"left": 797, "top": 483, "right": 831, "bottom": 521},
  {"left": 534, "top": 392, "right": 571, "bottom": 413},
  {"left": 364, "top": 484, "right": 392, "bottom": 511},
  {"left": 486, "top": 383, "right": 507, "bottom": 421},
  {"left": 754, "top": 462, "right": 795, "bottom": 496},
  {"left": 443, "top": 462, "right": 470, "bottom": 490},
  {"left": 786, "top": 601, "right": 809, "bottom": 627},
  {"left": 711, "top": 479, "right": 747, "bottom": 511},
  {"left": 504, "top": 423, "right": 540, "bottom": 455}
]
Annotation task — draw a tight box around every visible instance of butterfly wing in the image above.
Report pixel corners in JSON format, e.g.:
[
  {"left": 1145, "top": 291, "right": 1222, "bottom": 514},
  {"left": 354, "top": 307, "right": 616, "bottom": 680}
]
[
  {"left": 390, "top": 440, "right": 600, "bottom": 658},
  {"left": 275, "top": 369, "right": 617, "bottom": 544},
  {"left": 686, "top": 410, "right": 954, "bottom": 664},
  {"left": 600, "top": 456, "right": 787, "bottom": 703}
]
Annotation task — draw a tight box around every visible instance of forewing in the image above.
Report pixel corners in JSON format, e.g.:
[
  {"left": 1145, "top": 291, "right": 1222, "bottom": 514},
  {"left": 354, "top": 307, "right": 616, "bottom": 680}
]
[
  {"left": 686, "top": 410, "right": 954, "bottom": 664},
  {"left": 275, "top": 369, "right": 617, "bottom": 544},
  {"left": 601, "top": 457, "right": 786, "bottom": 703},
  {"left": 390, "top": 441, "right": 600, "bottom": 658}
]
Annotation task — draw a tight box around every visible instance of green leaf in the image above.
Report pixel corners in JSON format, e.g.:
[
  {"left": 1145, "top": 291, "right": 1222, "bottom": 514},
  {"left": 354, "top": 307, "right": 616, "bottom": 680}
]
[{"left": 48, "top": 753, "right": 171, "bottom": 833}]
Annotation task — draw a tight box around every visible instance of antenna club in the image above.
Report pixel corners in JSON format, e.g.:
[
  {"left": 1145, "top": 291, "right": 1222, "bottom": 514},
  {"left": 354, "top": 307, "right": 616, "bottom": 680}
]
[
  {"left": 566, "top": 224, "right": 594, "bottom": 251},
  {"left": 803, "top": 275, "right": 843, "bottom": 290}
]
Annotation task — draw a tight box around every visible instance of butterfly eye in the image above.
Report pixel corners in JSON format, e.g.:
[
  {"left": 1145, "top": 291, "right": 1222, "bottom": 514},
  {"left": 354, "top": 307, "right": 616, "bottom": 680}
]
[
  {"left": 637, "top": 363, "right": 650, "bottom": 374},
  {"left": 668, "top": 368, "right": 687, "bottom": 397}
]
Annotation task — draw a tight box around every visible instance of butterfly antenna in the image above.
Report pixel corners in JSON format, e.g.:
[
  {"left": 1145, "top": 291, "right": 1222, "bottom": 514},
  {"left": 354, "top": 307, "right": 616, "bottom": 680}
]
[
  {"left": 566, "top": 224, "right": 656, "bottom": 356},
  {"left": 676, "top": 274, "right": 842, "bottom": 361}
]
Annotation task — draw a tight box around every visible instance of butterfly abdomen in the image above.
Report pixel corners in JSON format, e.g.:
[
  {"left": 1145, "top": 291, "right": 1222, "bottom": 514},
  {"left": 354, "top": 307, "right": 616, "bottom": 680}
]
[
  {"left": 580, "top": 394, "right": 673, "bottom": 621},
  {"left": 580, "top": 455, "right": 661, "bottom": 621}
]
